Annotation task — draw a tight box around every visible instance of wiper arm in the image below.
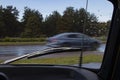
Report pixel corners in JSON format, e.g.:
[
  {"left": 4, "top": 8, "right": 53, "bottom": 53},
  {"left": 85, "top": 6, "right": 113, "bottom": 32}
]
[
  {"left": 1, "top": 49, "right": 50, "bottom": 64},
  {"left": 2, "top": 47, "right": 81, "bottom": 64}
]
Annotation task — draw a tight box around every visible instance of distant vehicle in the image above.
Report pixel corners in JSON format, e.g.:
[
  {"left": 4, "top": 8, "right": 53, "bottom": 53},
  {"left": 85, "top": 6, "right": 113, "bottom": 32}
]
[{"left": 46, "top": 32, "right": 101, "bottom": 49}]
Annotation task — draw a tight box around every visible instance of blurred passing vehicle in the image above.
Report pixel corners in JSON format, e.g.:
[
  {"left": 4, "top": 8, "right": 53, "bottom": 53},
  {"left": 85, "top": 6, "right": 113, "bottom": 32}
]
[{"left": 46, "top": 32, "right": 101, "bottom": 49}]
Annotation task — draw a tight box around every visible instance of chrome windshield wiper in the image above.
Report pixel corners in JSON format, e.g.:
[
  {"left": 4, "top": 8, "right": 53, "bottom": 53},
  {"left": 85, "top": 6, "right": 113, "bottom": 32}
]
[{"left": 2, "top": 47, "right": 82, "bottom": 64}]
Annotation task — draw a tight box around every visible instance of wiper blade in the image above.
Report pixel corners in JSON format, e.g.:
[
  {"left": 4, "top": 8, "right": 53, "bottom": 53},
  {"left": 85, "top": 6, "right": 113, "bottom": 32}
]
[
  {"left": 2, "top": 47, "right": 81, "bottom": 64},
  {"left": 1, "top": 54, "right": 30, "bottom": 64},
  {"left": 27, "top": 47, "right": 82, "bottom": 59}
]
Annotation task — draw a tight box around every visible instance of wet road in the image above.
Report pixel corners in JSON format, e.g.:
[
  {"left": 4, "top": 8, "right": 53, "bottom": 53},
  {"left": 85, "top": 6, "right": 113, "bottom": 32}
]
[
  {"left": 0, "top": 44, "right": 105, "bottom": 61},
  {"left": 0, "top": 44, "right": 105, "bottom": 56},
  {"left": 0, "top": 44, "right": 105, "bottom": 68},
  {"left": 0, "top": 45, "right": 49, "bottom": 56}
]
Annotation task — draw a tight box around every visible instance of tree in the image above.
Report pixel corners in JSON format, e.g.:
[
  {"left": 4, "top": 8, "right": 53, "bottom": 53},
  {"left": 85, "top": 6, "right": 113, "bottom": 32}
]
[
  {"left": 0, "top": 6, "right": 21, "bottom": 37},
  {"left": 73, "top": 8, "right": 87, "bottom": 33},
  {"left": 61, "top": 7, "right": 75, "bottom": 32},
  {"left": 0, "top": 6, "right": 5, "bottom": 38},
  {"left": 44, "top": 11, "right": 62, "bottom": 36},
  {"left": 96, "top": 21, "right": 110, "bottom": 37},
  {"left": 60, "top": 7, "right": 99, "bottom": 36},
  {"left": 21, "top": 7, "right": 43, "bottom": 37},
  {"left": 84, "top": 13, "right": 98, "bottom": 36}
]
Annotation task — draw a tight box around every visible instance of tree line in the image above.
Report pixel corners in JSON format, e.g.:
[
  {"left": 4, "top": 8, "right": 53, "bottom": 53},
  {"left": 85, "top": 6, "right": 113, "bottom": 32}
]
[{"left": 0, "top": 6, "right": 110, "bottom": 38}]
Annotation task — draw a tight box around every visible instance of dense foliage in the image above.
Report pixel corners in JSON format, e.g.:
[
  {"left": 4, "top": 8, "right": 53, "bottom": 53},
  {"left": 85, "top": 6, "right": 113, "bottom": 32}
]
[{"left": 0, "top": 5, "right": 110, "bottom": 38}]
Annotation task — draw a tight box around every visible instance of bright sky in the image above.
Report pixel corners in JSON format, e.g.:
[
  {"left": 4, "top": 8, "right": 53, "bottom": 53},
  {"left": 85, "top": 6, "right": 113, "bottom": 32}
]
[{"left": 0, "top": 0, "right": 113, "bottom": 22}]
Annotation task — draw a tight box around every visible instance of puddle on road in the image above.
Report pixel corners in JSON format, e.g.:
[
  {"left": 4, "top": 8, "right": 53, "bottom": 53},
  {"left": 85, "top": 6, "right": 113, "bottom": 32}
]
[
  {"left": 0, "top": 44, "right": 105, "bottom": 56},
  {"left": 97, "top": 44, "right": 105, "bottom": 53}
]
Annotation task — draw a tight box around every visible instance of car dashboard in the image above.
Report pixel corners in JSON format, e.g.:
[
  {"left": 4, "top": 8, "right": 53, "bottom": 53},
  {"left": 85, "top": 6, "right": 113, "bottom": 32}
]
[{"left": 0, "top": 65, "right": 100, "bottom": 80}]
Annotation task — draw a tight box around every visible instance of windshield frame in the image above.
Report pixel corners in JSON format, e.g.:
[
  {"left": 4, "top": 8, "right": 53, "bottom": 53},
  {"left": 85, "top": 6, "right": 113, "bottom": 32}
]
[{"left": 0, "top": 0, "right": 114, "bottom": 71}]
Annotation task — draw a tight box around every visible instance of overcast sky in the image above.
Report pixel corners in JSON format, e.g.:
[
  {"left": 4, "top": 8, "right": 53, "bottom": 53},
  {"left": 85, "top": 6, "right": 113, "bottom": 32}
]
[{"left": 0, "top": 0, "right": 113, "bottom": 22}]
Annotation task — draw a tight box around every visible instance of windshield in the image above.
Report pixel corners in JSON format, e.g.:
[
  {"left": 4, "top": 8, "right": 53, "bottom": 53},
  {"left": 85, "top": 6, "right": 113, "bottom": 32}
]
[{"left": 0, "top": 0, "right": 113, "bottom": 69}]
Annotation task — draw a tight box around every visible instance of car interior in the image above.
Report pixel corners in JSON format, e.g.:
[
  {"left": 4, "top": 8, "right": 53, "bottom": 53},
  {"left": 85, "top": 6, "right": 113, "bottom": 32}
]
[{"left": 0, "top": 0, "right": 120, "bottom": 80}]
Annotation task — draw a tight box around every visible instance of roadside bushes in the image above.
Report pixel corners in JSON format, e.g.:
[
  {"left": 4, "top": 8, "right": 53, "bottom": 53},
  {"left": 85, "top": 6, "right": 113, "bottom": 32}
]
[{"left": 94, "top": 36, "right": 107, "bottom": 43}]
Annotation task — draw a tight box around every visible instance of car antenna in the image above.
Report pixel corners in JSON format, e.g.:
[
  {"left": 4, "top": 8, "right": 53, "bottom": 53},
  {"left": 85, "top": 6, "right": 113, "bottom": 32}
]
[{"left": 79, "top": 0, "right": 88, "bottom": 67}]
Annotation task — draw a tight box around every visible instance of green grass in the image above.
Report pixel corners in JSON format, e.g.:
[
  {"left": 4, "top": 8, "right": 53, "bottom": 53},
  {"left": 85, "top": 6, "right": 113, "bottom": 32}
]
[
  {"left": 0, "top": 60, "right": 3, "bottom": 63},
  {"left": 11, "top": 54, "right": 103, "bottom": 65},
  {"left": 82, "top": 54, "right": 103, "bottom": 63},
  {"left": 0, "top": 37, "right": 46, "bottom": 45},
  {"left": 13, "top": 56, "right": 79, "bottom": 65},
  {"left": 0, "top": 42, "right": 46, "bottom": 46},
  {"left": 0, "top": 36, "right": 106, "bottom": 45},
  {"left": 0, "top": 37, "right": 46, "bottom": 42},
  {"left": 94, "top": 36, "right": 107, "bottom": 43}
]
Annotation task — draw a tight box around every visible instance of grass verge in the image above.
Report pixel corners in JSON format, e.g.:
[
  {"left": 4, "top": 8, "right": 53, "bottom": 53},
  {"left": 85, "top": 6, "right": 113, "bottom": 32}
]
[
  {"left": 0, "top": 37, "right": 46, "bottom": 46},
  {"left": 11, "top": 54, "right": 103, "bottom": 65},
  {"left": 0, "top": 42, "right": 46, "bottom": 46}
]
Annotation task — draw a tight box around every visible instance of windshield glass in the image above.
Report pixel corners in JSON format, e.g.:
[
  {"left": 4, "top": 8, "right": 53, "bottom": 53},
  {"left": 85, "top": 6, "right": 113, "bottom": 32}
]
[{"left": 0, "top": 0, "right": 113, "bottom": 69}]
